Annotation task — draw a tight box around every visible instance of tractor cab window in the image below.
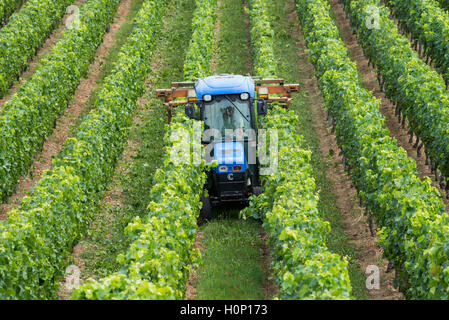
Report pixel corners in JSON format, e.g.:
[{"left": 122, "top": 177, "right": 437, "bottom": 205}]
[{"left": 203, "top": 95, "right": 251, "bottom": 138}]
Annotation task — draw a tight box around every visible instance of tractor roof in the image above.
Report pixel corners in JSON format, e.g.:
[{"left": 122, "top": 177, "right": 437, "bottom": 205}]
[{"left": 195, "top": 74, "right": 255, "bottom": 100}]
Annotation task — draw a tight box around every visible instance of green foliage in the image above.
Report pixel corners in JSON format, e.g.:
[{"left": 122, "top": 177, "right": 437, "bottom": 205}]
[
  {"left": 0, "top": 0, "right": 24, "bottom": 26},
  {"left": 72, "top": 0, "right": 210, "bottom": 299},
  {"left": 183, "top": 0, "right": 218, "bottom": 80},
  {"left": 75, "top": 0, "right": 197, "bottom": 283},
  {"left": 243, "top": 107, "right": 353, "bottom": 300},
  {"left": 72, "top": 113, "right": 207, "bottom": 300},
  {"left": 438, "top": 0, "right": 449, "bottom": 9},
  {"left": 0, "top": 0, "right": 121, "bottom": 202},
  {"left": 248, "top": 0, "right": 276, "bottom": 77},
  {"left": 296, "top": 0, "right": 449, "bottom": 299},
  {"left": 245, "top": 0, "right": 352, "bottom": 299},
  {"left": 265, "top": 0, "right": 367, "bottom": 299},
  {"left": 0, "top": 0, "right": 73, "bottom": 97},
  {"left": 342, "top": 0, "right": 449, "bottom": 183},
  {"left": 388, "top": 0, "right": 449, "bottom": 80},
  {"left": 0, "top": 0, "right": 168, "bottom": 299}
]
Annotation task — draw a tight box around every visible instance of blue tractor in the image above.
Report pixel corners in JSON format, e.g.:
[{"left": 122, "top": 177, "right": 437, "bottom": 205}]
[{"left": 157, "top": 74, "right": 298, "bottom": 220}]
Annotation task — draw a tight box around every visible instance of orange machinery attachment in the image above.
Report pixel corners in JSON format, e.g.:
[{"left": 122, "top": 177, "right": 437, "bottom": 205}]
[{"left": 156, "top": 78, "right": 299, "bottom": 122}]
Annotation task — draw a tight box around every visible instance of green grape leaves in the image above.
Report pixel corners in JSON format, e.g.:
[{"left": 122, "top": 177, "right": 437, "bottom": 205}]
[{"left": 0, "top": 0, "right": 168, "bottom": 299}]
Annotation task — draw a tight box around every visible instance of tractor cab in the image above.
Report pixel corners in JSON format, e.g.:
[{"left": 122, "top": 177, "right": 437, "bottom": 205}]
[{"left": 156, "top": 74, "right": 299, "bottom": 220}]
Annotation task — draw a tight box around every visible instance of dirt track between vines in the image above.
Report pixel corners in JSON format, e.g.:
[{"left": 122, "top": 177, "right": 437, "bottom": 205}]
[
  {"left": 0, "top": 0, "right": 88, "bottom": 108},
  {"left": 286, "top": 0, "right": 402, "bottom": 299},
  {"left": 0, "top": 0, "right": 134, "bottom": 220},
  {"left": 328, "top": 0, "right": 449, "bottom": 211}
]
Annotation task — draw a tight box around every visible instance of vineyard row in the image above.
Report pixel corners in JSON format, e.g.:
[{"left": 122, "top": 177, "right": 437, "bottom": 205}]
[
  {"left": 0, "top": 0, "right": 168, "bottom": 299},
  {"left": 296, "top": 0, "right": 449, "bottom": 299}
]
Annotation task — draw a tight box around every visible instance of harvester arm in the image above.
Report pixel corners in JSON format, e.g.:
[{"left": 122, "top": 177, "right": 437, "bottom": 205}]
[
  {"left": 156, "top": 82, "right": 196, "bottom": 122},
  {"left": 254, "top": 78, "right": 299, "bottom": 107},
  {"left": 156, "top": 78, "right": 300, "bottom": 121}
]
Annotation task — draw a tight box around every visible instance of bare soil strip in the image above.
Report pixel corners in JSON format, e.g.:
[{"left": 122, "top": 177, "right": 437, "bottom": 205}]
[
  {"left": 0, "top": 0, "right": 134, "bottom": 220},
  {"left": 328, "top": 0, "right": 449, "bottom": 210},
  {"left": 259, "top": 227, "right": 278, "bottom": 299},
  {"left": 185, "top": 232, "right": 204, "bottom": 300},
  {"left": 210, "top": 0, "right": 222, "bottom": 73},
  {"left": 285, "top": 0, "right": 402, "bottom": 299},
  {"left": 0, "top": 0, "right": 87, "bottom": 108}
]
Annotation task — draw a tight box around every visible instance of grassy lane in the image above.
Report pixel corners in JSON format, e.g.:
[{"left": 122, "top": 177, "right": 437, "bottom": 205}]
[
  {"left": 195, "top": 210, "right": 267, "bottom": 300},
  {"left": 59, "top": 0, "right": 196, "bottom": 290},
  {"left": 266, "top": 0, "right": 368, "bottom": 299},
  {"left": 191, "top": 0, "right": 268, "bottom": 300},
  {"left": 215, "top": 0, "right": 252, "bottom": 75}
]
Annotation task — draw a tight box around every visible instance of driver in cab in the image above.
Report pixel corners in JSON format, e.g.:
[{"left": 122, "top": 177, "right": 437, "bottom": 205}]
[{"left": 222, "top": 105, "right": 245, "bottom": 138}]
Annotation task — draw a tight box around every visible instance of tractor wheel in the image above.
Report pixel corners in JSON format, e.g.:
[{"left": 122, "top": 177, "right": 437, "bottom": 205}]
[
  {"left": 200, "top": 192, "right": 213, "bottom": 221},
  {"left": 253, "top": 186, "right": 263, "bottom": 197}
]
